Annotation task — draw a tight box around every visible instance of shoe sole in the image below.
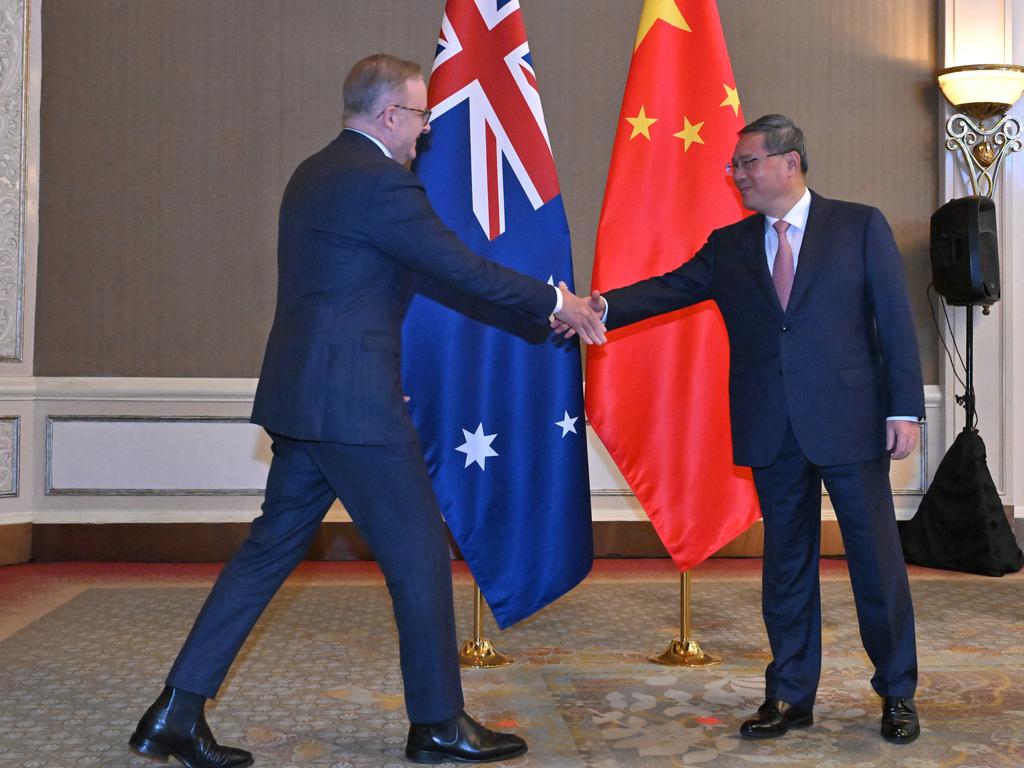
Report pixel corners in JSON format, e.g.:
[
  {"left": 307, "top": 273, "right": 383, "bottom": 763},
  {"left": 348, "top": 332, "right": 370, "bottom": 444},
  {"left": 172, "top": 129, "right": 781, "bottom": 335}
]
[
  {"left": 129, "top": 733, "right": 171, "bottom": 763},
  {"left": 739, "top": 714, "right": 814, "bottom": 739},
  {"left": 405, "top": 744, "right": 528, "bottom": 764},
  {"left": 128, "top": 733, "right": 255, "bottom": 768},
  {"left": 881, "top": 729, "right": 920, "bottom": 745}
]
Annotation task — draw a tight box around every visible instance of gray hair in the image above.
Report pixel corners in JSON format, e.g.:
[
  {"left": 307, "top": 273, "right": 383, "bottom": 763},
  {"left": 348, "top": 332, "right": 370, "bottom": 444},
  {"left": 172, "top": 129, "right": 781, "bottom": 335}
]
[
  {"left": 343, "top": 53, "right": 423, "bottom": 120},
  {"left": 739, "top": 114, "right": 808, "bottom": 173}
]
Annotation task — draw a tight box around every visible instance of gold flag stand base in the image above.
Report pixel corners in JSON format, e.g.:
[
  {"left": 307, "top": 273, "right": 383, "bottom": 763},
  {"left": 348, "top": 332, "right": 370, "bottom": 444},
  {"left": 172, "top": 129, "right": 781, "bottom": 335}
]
[
  {"left": 459, "top": 637, "right": 514, "bottom": 668},
  {"left": 458, "top": 582, "right": 513, "bottom": 668},
  {"left": 648, "top": 572, "right": 723, "bottom": 667},
  {"left": 649, "top": 638, "right": 722, "bottom": 667}
]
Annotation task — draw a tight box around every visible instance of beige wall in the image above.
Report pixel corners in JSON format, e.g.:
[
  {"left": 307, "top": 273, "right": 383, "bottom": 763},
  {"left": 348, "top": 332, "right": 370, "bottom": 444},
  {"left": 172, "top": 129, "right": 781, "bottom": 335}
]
[{"left": 35, "top": 0, "right": 938, "bottom": 380}]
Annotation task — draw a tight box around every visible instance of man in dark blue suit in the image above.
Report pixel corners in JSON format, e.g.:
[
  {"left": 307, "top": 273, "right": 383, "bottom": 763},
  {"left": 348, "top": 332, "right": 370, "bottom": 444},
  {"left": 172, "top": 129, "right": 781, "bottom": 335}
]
[
  {"left": 566, "top": 114, "right": 923, "bottom": 745},
  {"left": 130, "top": 53, "right": 605, "bottom": 768}
]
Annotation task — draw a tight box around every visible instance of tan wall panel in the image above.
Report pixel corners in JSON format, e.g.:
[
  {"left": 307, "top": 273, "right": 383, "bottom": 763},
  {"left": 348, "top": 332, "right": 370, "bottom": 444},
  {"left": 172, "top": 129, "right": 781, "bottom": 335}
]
[
  {"left": 36, "top": 0, "right": 938, "bottom": 380},
  {"left": 0, "top": 523, "right": 31, "bottom": 566}
]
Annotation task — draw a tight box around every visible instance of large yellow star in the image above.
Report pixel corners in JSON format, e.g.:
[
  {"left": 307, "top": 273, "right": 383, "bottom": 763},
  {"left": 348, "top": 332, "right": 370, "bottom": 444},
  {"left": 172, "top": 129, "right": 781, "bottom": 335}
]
[
  {"left": 720, "top": 84, "right": 740, "bottom": 116},
  {"left": 673, "top": 117, "right": 705, "bottom": 151},
  {"left": 635, "top": 0, "right": 691, "bottom": 50},
  {"left": 625, "top": 106, "right": 658, "bottom": 140}
]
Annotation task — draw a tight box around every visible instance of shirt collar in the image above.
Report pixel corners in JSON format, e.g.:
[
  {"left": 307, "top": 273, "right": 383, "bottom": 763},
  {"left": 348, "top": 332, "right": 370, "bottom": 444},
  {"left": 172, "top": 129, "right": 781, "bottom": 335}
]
[
  {"left": 344, "top": 127, "right": 392, "bottom": 159},
  {"left": 765, "top": 187, "right": 811, "bottom": 231}
]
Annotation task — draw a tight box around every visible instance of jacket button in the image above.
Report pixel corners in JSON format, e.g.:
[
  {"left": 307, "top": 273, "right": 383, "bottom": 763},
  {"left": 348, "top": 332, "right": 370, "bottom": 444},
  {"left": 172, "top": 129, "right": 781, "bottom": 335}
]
[{"left": 780, "top": 325, "right": 789, "bottom": 333}]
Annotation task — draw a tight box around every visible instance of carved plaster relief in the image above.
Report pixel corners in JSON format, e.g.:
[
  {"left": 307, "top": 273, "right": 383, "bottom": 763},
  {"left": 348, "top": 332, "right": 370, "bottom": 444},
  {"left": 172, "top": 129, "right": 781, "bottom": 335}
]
[
  {"left": 0, "top": 415, "right": 19, "bottom": 496},
  {"left": 0, "top": 0, "right": 26, "bottom": 361}
]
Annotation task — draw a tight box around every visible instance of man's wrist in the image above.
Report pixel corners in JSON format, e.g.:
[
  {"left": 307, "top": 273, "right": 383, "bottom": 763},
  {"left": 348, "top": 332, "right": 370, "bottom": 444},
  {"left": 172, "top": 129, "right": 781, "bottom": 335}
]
[{"left": 551, "top": 284, "right": 563, "bottom": 315}]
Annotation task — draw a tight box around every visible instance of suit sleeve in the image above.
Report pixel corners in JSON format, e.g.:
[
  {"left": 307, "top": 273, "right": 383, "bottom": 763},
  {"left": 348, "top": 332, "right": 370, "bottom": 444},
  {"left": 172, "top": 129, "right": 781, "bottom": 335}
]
[
  {"left": 863, "top": 208, "right": 925, "bottom": 419},
  {"left": 365, "top": 166, "right": 554, "bottom": 320},
  {"left": 602, "top": 239, "right": 716, "bottom": 331}
]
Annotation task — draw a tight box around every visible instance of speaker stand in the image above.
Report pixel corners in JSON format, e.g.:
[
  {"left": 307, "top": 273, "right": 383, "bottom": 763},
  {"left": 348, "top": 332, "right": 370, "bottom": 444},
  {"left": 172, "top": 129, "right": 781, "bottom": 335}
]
[
  {"left": 962, "top": 303, "right": 975, "bottom": 432},
  {"left": 957, "top": 303, "right": 991, "bottom": 433}
]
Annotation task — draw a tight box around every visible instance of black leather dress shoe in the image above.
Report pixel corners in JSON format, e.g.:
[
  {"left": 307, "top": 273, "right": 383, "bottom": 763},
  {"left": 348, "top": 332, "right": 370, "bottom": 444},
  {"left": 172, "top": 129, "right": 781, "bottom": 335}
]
[
  {"left": 739, "top": 698, "right": 814, "bottom": 739},
  {"left": 405, "top": 710, "right": 527, "bottom": 764},
  {"left": 880, "top": 696, "right": 920, "bottom": 744},
  {"left": 129, "top": 686, "right": 253, "bottom": 768}
]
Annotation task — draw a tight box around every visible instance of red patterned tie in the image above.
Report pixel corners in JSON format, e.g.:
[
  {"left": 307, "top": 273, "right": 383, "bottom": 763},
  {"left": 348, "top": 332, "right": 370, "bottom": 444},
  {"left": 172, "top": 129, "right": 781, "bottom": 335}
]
[{"left": 772, "top": 220, "right": 794, "bottom": 310}]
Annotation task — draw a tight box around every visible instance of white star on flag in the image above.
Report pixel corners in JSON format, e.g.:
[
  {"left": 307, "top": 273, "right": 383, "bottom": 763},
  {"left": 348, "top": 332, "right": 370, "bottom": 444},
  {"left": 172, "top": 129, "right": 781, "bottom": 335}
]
[
  {"left": 555, "top": 411, "right": 578, "bottom": 437},
  {"left": 456, "top": 423, "right": 498, "bottom": 470}
]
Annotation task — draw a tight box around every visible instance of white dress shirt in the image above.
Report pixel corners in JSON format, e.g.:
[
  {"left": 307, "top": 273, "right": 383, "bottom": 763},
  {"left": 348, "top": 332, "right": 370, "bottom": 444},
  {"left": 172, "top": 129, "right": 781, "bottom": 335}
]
[{"left": 765, "top": 187, "right": 811, "bottom": 275}]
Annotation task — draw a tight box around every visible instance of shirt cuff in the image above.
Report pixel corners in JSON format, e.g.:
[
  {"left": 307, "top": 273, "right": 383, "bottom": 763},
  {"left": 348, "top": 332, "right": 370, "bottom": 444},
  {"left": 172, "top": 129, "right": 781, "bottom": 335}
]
[
  {"left": 886, "top": 416, "right": 919, "bottom": 422},
  {"left": 551, "top": 284, "right": 563, "bottom": 315}
]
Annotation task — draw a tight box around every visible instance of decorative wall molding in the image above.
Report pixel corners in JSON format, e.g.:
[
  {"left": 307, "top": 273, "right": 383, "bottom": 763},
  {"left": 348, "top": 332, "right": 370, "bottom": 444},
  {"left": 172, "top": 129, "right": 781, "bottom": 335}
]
[
  {"left": 0, "top": 376, "right": 948, "bottom": 525},
  {"left": 0, "top": 414, "right": 17, "bottom": 496},
  {"left": 0, "top": 0, "right": 26, "bottom": 362},
  {"left": 32, "top": 376, "right": 258, "bottom": 402}
]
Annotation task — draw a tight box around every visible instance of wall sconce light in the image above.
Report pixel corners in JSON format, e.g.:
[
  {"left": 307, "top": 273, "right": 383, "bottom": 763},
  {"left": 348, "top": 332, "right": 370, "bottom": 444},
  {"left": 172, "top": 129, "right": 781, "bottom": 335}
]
[{"left": 938, "top": 63, "right": 1024, "bottom": 197}]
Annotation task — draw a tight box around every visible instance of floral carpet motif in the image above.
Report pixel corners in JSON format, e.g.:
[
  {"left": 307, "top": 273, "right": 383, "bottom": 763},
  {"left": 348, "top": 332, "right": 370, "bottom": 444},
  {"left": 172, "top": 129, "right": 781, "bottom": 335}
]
[{"left": 0, "top": 576, "right": 1021, "bottom": 767}]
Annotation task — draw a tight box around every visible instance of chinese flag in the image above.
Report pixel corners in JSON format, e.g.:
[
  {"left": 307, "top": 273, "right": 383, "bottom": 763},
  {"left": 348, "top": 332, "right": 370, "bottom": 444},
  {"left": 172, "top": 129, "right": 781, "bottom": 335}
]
[{"left": 586, "top": 0, "right": 760, "bottom": 571}]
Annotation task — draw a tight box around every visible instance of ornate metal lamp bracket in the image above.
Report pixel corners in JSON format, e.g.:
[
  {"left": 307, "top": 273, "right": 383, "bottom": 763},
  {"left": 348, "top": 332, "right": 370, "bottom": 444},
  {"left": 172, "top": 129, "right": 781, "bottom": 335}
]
[{"left": 945, "top": 112, "right": 1023, "bottom": 197}]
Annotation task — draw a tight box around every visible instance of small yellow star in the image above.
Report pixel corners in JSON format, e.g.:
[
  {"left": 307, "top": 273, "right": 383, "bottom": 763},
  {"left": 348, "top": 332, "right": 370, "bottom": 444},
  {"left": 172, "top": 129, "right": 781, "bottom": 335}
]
[
  {"left": 625, "top": 106, "right": 658, "bottom": 140},
  {"left": 635, "top": 0, "right": 691, "bottom": 51},
  {"left": 673, "top": 117, "right": 705, "bottom": 151},
  {"left": 720, "top": 84, "right": 740, "bottom": 116}
]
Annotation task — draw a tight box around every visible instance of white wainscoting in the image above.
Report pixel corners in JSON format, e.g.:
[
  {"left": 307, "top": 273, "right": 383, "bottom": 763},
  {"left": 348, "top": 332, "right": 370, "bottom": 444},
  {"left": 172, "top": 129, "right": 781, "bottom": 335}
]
[
  {"left": 47, "top": 417, "right": 271, "bottom": 495},
  {"left": 586, "top": 386, "right": 942, "bottom": 522},
  {"left": 0, "top": 377, "right": 943, "bottom": 525}
]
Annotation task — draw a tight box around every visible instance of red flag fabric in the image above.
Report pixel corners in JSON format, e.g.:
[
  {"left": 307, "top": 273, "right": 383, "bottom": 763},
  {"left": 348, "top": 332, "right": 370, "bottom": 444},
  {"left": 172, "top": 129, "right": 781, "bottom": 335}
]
[{"left": 586, "top": 0, "right": 761, "bottom": 570}]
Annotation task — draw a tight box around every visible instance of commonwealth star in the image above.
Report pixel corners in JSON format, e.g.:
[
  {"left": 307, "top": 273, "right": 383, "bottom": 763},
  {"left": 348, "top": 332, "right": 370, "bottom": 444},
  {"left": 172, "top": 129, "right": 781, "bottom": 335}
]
[{"left": 456, "top": 423, "right": 498, "bottom": 470}]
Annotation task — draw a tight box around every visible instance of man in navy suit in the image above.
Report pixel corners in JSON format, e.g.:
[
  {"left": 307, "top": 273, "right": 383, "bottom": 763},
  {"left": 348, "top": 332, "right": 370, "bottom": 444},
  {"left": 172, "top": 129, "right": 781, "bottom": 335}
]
[
  {"left": 565, "top": 114, "right": 923, "bottom": 744},
  {"left": 130, "top": 53, "right": 605, "bottom": 768}
]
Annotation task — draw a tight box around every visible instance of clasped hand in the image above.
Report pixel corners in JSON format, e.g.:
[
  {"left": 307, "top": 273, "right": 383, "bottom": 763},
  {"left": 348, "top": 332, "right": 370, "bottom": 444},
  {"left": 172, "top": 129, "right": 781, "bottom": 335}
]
[{"left": 552, "top": 284, "right": 606, "bottom": 344}]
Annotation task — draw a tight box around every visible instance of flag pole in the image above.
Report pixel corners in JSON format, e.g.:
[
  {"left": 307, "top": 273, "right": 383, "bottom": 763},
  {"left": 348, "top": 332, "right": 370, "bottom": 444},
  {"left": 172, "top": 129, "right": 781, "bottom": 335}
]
[
  {"left": 649, "top": 572, "right": 722, "bottom": 667},
  {"left": 458, "top": 581, "right": 513, "bottom": 668}
]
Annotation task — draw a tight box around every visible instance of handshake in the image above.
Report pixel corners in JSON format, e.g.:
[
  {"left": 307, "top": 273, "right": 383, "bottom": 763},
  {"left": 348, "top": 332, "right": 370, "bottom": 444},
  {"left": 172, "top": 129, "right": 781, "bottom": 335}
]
[{"left": 552, "top": 282, "right": 607, "bottom": 345}]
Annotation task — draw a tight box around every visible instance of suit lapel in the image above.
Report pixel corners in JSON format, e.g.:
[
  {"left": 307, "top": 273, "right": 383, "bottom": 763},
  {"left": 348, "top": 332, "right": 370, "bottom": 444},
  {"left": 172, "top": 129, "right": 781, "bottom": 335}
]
[
  {"left": 786, "top": 191, "right": 832, "bottom": 313},
  {"left": 741, "top": 213, "right": 782, "bottom": 313}
]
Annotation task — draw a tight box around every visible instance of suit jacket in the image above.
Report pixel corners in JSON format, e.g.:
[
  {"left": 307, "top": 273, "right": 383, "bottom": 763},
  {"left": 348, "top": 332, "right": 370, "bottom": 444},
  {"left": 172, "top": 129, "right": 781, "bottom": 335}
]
[
  {"left": 251, "top": 130, "right": 554, "bottom": 444},
  {"left": 603, "top": 191, "right": 924, "bottom": 468}
]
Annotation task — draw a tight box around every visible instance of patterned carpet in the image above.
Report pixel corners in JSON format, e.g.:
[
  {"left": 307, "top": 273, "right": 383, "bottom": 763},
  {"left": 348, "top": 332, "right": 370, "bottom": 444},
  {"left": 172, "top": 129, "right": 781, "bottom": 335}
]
[{"left": 0, "top": 570, "right": 1022, "bottom": 767}]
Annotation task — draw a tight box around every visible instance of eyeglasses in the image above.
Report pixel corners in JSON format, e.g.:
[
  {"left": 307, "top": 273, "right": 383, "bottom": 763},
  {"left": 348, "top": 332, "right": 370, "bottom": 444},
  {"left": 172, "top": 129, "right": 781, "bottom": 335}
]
[
  {"left": 725, "top": 151, "right": 789, "bottom": 176},
  {"left": 376, "top": 104, "right": 432, "bottom": 125}
]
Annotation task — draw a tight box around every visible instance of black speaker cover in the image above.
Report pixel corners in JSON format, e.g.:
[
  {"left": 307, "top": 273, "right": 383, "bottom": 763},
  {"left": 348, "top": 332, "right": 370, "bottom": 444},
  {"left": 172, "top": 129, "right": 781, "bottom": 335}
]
[
  {"left": 929, "top": 196, "right": 1000, "bottom": 306},
  {"left": 899, "top": 430, "right": 1023, "bottom": 576}
]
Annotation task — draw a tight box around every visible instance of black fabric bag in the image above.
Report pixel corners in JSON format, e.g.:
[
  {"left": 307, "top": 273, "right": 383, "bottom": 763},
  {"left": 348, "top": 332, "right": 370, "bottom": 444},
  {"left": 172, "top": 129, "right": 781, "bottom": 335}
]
[{"left": 899, "top": 429, "right": 1023, "bottom": 576}]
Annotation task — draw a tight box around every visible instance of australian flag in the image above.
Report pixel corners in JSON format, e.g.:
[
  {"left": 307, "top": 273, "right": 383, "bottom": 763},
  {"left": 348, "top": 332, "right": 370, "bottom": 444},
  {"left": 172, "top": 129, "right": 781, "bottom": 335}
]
[{"left": 402, "top": 0, "right": 592, "bottom": 628}]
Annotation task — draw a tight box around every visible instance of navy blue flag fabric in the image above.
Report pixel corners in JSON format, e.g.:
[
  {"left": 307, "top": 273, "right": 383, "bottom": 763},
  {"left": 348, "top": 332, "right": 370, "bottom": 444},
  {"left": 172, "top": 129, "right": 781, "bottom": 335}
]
[{"left": 401, "top": 0, "right": 592, "bottom": 628}]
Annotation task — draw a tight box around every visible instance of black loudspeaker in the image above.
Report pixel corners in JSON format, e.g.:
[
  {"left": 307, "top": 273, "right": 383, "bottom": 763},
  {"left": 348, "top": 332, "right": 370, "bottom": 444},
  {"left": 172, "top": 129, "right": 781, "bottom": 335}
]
[{"left": 929, "top": 196, "right": 1000, "bottom": 306}]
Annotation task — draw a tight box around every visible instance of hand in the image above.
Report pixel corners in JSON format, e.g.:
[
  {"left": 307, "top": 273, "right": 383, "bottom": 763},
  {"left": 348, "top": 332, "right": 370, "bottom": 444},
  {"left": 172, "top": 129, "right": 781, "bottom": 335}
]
[
  {"left": 552, "top": 282, "right": 606, "bottom": 344},
  {"left": 552, "top": 287, "right": 606, "bottom": 343},
  {"left": 886, "top": 419, "right": 919, "bottom": 460}
]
